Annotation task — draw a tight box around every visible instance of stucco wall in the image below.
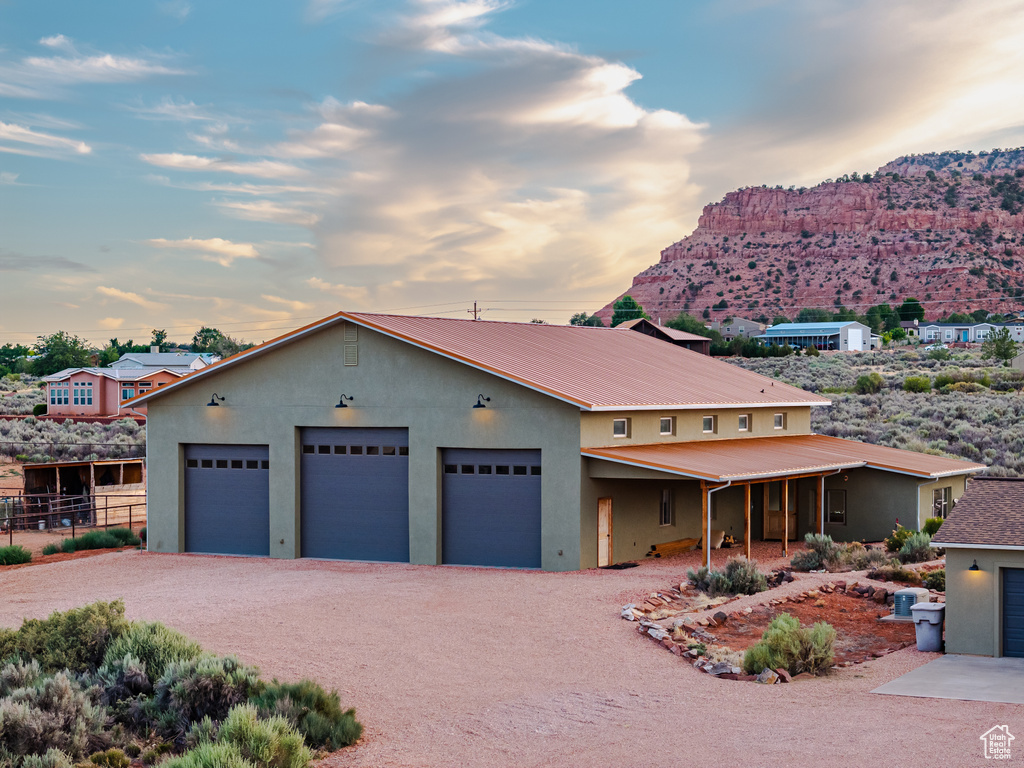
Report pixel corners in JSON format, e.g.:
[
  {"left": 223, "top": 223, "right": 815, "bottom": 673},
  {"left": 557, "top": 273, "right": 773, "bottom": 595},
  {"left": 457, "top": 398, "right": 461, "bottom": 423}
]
[
  {"left": 945, "top": 548, "right": 1024, "bottom": 656},
  {"left": 146, "top": 321, "right": 583, "bottom": 571}
]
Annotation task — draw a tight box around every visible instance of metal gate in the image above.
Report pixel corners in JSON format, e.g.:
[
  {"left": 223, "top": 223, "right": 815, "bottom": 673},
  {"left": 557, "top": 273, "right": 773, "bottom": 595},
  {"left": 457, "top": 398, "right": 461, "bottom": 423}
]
[
  {"left": 1004, "top": 568, "right": 1024, "bottom": 657},
  {"left": 441, "top": 448, "right": 541, "bottom": 568},
  {"left": 300, "top": 427, "right": 409, "bottom": 562},
  {"left": 184, "top": 444, "right": 269, "bottom": 556}
]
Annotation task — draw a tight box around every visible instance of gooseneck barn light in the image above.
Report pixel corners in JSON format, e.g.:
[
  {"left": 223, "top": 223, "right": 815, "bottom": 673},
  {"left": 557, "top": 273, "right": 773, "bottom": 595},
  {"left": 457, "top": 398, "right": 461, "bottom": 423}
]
[
  {"left": 473, "top": 394, "right": 491, "bottom": 409},
  {"left": 970, "top": 559, "right": 980, "bottom": 571},
  {"left": 336, "top": 394, "right": 354, "bottom": 408},
  {"left": 207, "top": 393, "right": 225, "bottom": 407}
]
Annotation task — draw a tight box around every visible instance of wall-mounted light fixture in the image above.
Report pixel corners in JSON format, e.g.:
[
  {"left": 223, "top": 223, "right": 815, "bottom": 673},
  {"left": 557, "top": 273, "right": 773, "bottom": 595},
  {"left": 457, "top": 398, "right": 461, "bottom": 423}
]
[
  {"left": 336, "top": 394, "right": 354, "bottom": 408},
  {"left": 473, "top": 394, "right": 491, "bottom": 409},
  {"left": 969, "top": 559, "right": 980, "bottom": 571},
  {"left": 207, "top": 393, "right": 225, "bottom": 407}
]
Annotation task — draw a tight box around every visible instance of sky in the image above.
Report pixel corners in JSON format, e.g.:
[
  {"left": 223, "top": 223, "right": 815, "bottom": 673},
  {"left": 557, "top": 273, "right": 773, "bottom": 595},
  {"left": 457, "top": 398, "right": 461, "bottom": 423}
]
[{"left": 3, "top": 0, "right": 1024, "bottom": 347}]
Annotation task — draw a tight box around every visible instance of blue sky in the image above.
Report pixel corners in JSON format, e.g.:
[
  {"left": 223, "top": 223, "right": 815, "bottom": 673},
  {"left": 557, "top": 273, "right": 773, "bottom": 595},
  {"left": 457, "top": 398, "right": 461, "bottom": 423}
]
[{"left": 3, "top": 0, "right": 1024, "bottom": 346}]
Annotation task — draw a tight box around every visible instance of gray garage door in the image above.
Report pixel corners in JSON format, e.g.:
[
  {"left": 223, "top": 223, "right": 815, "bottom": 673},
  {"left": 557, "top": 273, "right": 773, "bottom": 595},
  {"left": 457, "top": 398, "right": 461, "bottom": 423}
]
[
  {"left": 442, "top": 448, "right": 541, "bottom": 568},
  {"left": 300, "top": 427, "right": 409, "bottom": 562},
  {"left": 1004, "top": 568, "right": 1024, "bottom": 657},
  {"left": 184, "top": 444, "right": 269, "bottom": 556}
]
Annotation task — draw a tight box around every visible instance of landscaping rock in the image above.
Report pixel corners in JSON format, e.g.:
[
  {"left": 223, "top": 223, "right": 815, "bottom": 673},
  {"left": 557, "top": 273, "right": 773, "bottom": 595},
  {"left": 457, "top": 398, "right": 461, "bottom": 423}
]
[
  {"left": 873, "top": 589, "right": 888, "bottom": 604},
  {"left": 834, "top": 581, "right": 847, "bottom": 591},
  {"left": 792, "top": 672, "right": 814, "bottom": 681},
  {"left": 775, "top": 668, "right": 792, "bottom": 683},
  {"left": 713, "top": 611, "right": 728, "bottom": 625},
  {"left": 756, "top": 668, "right": 780, "bottom": 685},
  {"left": 661, "top": 637, "right": 675, "bottom": 650},
  {"left": 783, "top": 571, "right": 795, "bottom": 583},
  {"left": 621, "top": 604, "right": 636, "bottom": 620},
  {"left": 708, "top": 662, "right": 733, "bottom": 676},
  {"left": 648, "top": 628, "right": 670, "bottom": 642}
]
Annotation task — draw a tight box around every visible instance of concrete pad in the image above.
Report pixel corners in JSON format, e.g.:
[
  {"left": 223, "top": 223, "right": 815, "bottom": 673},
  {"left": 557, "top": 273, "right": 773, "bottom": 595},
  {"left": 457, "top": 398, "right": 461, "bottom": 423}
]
[{"left": 873, "top": 654, "right": 1024, "bottom": 704}]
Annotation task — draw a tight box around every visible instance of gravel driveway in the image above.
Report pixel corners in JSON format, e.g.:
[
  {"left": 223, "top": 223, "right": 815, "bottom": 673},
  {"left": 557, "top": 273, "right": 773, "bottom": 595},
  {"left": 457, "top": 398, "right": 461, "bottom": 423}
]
[{"left": 0, "top": 550, "right": 1012, "bottom": 768}]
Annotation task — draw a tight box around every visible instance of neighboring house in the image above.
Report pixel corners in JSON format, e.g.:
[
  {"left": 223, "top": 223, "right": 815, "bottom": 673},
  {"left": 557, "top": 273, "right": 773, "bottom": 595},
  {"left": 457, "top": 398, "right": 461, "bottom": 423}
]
[
  {"left": 110, "top": 348, "right": 218, "bottom": 370},
  {"left": 759, "top": 321, "right": 872, "bottom": 352},
  {"left": 617, "top": 317, "right": 710, "bottom": 355},
  {"left": 130, "top": 312, "right": 983, "bottom": 571},
  {"left": 42, "top": 367, "right": 191, "bottom": 417},
  {"left": 1011, "top": 351, "right": 1024, "bottom": 372},
  {"left": 918, "top": 322, "right": 997, "bottom": 344},
  {"left": 900, "top": 319, "right": 920, "bottom": 338},
  {"left": 933, "top": 477, "right": 1024, "bottom": 658},
  {"left": 707, "top": 316, "right": 766, "bottom": 342}
]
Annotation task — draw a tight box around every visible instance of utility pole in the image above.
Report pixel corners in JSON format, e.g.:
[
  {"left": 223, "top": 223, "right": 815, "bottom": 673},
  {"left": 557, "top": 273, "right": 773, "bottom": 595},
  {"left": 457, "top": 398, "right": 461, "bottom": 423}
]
[{"left": 468, "top": 301, "right": 480, "bottom": 320}]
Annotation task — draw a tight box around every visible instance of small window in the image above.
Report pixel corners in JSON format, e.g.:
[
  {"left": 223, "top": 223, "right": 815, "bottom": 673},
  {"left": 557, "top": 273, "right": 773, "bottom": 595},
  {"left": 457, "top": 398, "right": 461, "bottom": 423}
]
[
  {"left": 659, "top": 489, "right": 674, "bottom": 527},
  {"left": 702, "top": 415, "right": 717, "bottom": 434},
  {"left": 461, "top": 465, "right": 475, "bottom": 474},
  {"left": 826, "top": 489, "right": 846, "bottom": 525},
  {"left": 302, "top": 445, "right": 314, "bottom": 454},
  {"left": 399, "top": 446, "right": 409, "bottom": 456},
  {"left": 201, "top": 459, "right": 213, "bottom": 468},
  {"left": 530, "top": 466, "right": 541, "bottom": 476},
  {"left": 186, "top": 459, "right": 199, "bottom": 468},
  {"left": 231, "top": 459, "right": 243, "bottom": 469},
  {"left": 444, "top": 464, "right": 458, "bottom": 474},
  {"left": 478, "top": 465, "right": 492, "bottom": 474},
  {"left": 513, "top": 465, "right": 527, "bottom": 475},
  {"left": 496, "top": 465, "right": 510, "bottom": 475},
  {"left": 383, "top": 446, "right": 396, "bottom": 456},
  {"left": 216, "top": 459, "right": 228, "bottom": 469},
  {"left": 261, "top": 460, "right": 269, "bottom": 469},
  {"left": 612, "top": 418, "right": 630, "bottom": 438},
  {"left": 350, "top": 446, "right": 364, "bottom": 455},
  {"left": 366, "top": 446, "right": 380, "bottom": 456},
  {"left": 659, "top": 417, "right": 675, "bottom": 436},
  {"left": 246, "top": 460, "right": 259, "bottom": 469},
  {"left": 334, "top": 445, "right": 346, "bottom": 454},
  {"left": 318, "top": 445, "right": 331, "bottom": 454},
  {"left": 774, "top": 413, "right": 787, "bottom": 430},
  {"left": 932, "top": 486, "right": 951, "bottom": 518},
  {"left": 738, "top": 414, "right": 750, "bottom": 432}
]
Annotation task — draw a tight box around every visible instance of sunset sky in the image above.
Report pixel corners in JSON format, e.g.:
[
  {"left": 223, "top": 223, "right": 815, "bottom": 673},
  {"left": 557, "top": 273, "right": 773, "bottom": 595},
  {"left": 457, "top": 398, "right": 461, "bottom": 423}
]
[{"left": 4, "top": 0, "right": 1024, "bottom": 346}]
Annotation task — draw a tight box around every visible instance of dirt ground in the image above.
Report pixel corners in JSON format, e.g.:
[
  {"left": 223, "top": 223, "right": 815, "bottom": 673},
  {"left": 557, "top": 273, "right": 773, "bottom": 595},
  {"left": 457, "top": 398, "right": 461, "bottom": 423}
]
[
  {"left": 0, "top": 545, "right": 1008, "bottom": 768},
  {"left": 0, "top": 459, "right": 23, "bottom": 494}
]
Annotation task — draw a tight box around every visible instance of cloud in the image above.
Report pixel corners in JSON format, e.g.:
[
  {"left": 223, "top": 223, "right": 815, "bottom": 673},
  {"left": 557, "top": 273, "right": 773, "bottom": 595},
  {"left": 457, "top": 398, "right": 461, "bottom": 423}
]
[
  {"left": 158, "top": 1, "right": 192, "bottom": 20},
  {"left": 140, "top": 152, "right": 306, "bottom": 179},
  {"left": 261, "top": 294, "right": 313, "bottom": 312},
  {"left": 96, "top": 285, "right": 169, "bottom": 311},
  {"left": 129, "top": 97, "right": 218, "bottom": 122},
  {"left": 0, "top": 250, "right": 95, "bottom": 273},
  {"left": 38, "top": 34, "right": 75, "bottom": 52},
  {"left": 0, "top": 172, "right": 18, "bottom": 184},
  {"left": 0, "top": 121, "right": 90, "bottom": 157},
  {"left": 306, "top": 277, "right": 370, "bottom": 303},
  {"left": 146, "top": 236, "right": 261, "bottom": 266},
  {"left": 97, "top": 317, "right": 125, "bottom": 330},
  {"left": 216, "top": 200, "right": 322, "bottom": 226}
]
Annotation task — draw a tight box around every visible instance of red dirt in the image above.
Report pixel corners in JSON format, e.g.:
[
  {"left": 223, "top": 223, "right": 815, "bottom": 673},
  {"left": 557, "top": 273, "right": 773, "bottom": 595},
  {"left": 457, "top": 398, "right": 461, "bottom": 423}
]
[
  {"left": 0, "top": 546, "right": 138, "bottom": 570},
  {"left": 705, "top": 591, "right": 917, "bottom": 665}
]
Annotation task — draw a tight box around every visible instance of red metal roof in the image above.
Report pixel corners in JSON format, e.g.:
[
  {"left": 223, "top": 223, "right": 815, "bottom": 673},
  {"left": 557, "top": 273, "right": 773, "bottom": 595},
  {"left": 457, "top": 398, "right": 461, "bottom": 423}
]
[
  {"left": 584, "top": 434, "right": 986, "bottom": 481},
  {"left": 127, "top": 311, "right": 829, "bottom": 411}
]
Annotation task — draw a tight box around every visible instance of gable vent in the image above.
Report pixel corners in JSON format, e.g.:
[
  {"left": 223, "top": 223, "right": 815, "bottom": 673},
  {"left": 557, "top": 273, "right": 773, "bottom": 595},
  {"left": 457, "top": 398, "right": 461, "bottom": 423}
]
[
  {"left": 344, "top": 323, "right": 358, "bottom": 342},
  {"left": 344, "top": 344, "right": 358, "bottom": 366}
]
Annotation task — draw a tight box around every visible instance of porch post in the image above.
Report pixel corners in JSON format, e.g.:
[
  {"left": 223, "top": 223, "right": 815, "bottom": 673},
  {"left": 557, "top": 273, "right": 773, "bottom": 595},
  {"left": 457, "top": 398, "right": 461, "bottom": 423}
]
[
  {"left": 744, "top": 483, "right": 751, "bottom": 561},
  {"left": 701, "top": 480, "right": 709, "bottom": 570},
  {"left": 762, "top": 482, "right": 769, "bottom": 540},
  {"left": 818, "top": 475, "right": 825, "bottom": 535},
  {"left": 781, "top": 478, "right": 789, "bottom": 557}
]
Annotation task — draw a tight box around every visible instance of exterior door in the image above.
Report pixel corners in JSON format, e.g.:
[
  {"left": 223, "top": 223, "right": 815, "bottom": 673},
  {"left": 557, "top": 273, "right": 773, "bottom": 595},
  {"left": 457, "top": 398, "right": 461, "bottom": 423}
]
[
  {"left": 598, "top": 498, "right": 613, "bottom": 567},
  {"left": 184, "top": 444, "right": 269, "bottom": 556},
  {"left": 1004, "top": 568, "right": 1024, "bottom": 657},
  {"left": 442, "top": 448, "right": 542, "bottom": 568},
  {"left": 763, "top": 481, "right": 798, "bottom": 541},
  {"left": 300, "top": 427, "right": 409, "bottom": 562}
]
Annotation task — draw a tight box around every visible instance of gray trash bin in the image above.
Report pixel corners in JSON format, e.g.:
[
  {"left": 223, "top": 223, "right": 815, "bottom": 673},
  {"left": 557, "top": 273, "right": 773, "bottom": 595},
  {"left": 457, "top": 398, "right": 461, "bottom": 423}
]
[{"left": 911, "top": 602, "right": 945, "bottom": 652}]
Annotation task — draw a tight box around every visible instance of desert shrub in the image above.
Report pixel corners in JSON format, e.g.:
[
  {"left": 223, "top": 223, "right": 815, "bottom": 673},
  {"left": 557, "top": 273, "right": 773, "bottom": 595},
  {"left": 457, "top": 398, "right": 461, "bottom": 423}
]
[
  {"left": 216, "top": 705, "right": 311, "bottom": 768},
  {"left": 103, "top": 623, "right": 202, "bottom": 684},
  {"left": 742, "top": 614, "right": 836, "bottom": 676},
  {"left": 884, "top": 524, "right": 915, "bottom": 553},
  {"left": 867, "top": 561, "right": 922, "bottom": 584},
  {"left": 159, "top": 742, "right": 252, "bottom": 768},
  {"left": 0, "top": 661, "right": 45, "bottom": 697},
  {"left": 0, "top": 546, "right": 31, "bottom": 566},
  {"left": 105, "top": 529, "right": 140, "bottom": 547},
  {"left": 152, "top": 656, "right": 261, "bottom": 736},
  {"left": 793, "top": 534, "right": 839, "bottom": 572},
  {"left": 923, "top": 568, "right": 945, "bottom": 591},
  {"left": 854, "top": 373, "right": 884, "bottom": 394},
  {"left": 4, "top": 748, "right": 74, "bottom": 768},
  {"left": 0, "top": 671, "right": 107, "bottom": 759},
  {"left": 92, "top": 654, "right": 152, "bottom": 711},
  {"left": 6, "top": 601, "right": 128, "bottom": 673},
  {"left": 687, "top": 559, "right": 767, "bottom": 597},
  {"left": 184, "top": 718, "right": 218, "bottom": 750},
  {"left": 722, "top": 558, "right": 768, "bottom": 595},
  {"left": 32, "top": 404, "right": 46, "bottom": 418},
  {"left": 898, "top": 531, "right": 936, "bottom": 563},
  {"left": 41, "top": 544, "right": 60, "bottom": 556},
  {"left": 140, "top": 744, "right": 173, "bottom": 766},
  {"left": 88, "top": 749, "right": 130, "bottom": 768},
  {"left": 838, "top": 546, "right": 889, "bottom": 571},
  {"left": 921, "top": 517, "right": 944, "bottom": 536},
  {"left": 61, "top": 531, "right": 120, "bottom": 554},
  {"left": 250, "top": 680, "right": 362, "bottom": 751},
  {"left": 903, "top": 376, "right": 931, "bottom": 393}
]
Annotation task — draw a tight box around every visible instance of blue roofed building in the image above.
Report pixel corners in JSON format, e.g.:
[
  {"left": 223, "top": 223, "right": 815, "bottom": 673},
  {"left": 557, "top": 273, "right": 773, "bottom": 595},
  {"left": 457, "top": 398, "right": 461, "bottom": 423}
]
[{"left": 758, "top": 321, "right": 873, "bottom": 352}]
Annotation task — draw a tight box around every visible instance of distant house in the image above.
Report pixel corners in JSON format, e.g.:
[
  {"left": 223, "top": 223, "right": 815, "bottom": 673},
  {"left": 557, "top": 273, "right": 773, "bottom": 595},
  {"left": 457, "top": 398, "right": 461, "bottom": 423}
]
[
  {"left": 618, "top": 318, "right": 710, "bottom": 355},
  {"left": 707, "top": 317, "right": 766, "bottom": 342},
  {"left": 918, "top": 322, "right": 997, "bottom": 344},
  {"left": 900, "top": 319, "right": 919, "bottom": 338},
  {"left": 109, "top": 348, "right": 218, "bottom": 370},
  {"left": 759, "top": 321, "right": 872, "bottom": 352}
]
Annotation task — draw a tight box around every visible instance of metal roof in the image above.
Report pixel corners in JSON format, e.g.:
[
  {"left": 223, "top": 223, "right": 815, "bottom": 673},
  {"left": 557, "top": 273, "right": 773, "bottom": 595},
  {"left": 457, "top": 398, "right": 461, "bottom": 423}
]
[
  {"left": 764, "top": 322, "right": 864, "bottom": 335},
  {"left": 617, "top": 318, "right": 710, "bottom": 342},
  {"left": 112, "top": 352, "right": 216, "bottom": 367},
  {"left": 933, "top": 477, "right": 1024, "bottom": 548},
  {"left": 583, "top": 434, "right": 986, "bottom": 481},
  {"left": 43, "top": 367, "right": 193, "bottom": 382},
  {"left": 126, "top": 311, "right": 830, "bottom": 411}
]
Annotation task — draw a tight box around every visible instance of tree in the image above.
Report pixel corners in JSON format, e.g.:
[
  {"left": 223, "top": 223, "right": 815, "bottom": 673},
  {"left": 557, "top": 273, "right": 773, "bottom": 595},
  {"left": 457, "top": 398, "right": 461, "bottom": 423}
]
[
  {"left": 795, "top": 307, "right": 832, "bottom": 323},
  {"left": 191, "top": 327, "right": 254, "bottom": 358},
  {"left": 981, "top": 327, "right": 1019, "bottom": 364},
  {"left": 865, "top": 303, "right": 901, "bottom": 333},
  {"left": 610, "top": 296, "right": 649, "bottom": 327},
  {"left": 569, "top": 312, "right": 604, "bottom": 327},
  {"left": 32, "top": 331, "right": 93, "bottom": 376},
  {"left": 0, "top": 343, "right": 31, "bottom": 373},
  {"left": 151, "top": 329, "right": 169, "bottom": 351},
  {"left": 897, "top": 298, "right": 925, "bottom": 322}
]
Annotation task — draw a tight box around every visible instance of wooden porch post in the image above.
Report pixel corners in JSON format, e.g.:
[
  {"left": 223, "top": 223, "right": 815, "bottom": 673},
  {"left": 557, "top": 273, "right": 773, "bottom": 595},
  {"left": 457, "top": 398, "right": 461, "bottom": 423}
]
[
  {"left": 781, "top": 478, "right": 789, "bottom": 557},
  {"left": 817, "top": 475, "right": 824, "bottom": 535},
  {"left": 744, "top": 483, "right": 752, "bottom": 561},
  {"left": 700, "top": 480, "right": 709, "bottom": 569},
  {"left": 762, "top": 482, "right": 769, "bottom": 540}
]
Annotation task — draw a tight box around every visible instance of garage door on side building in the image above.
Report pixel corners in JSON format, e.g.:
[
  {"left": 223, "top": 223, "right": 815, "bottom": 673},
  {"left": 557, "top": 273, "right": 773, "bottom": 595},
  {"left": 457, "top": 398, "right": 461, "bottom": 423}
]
[
  {"left": 442, "top": 448, "right": 541, "bottom": 568},
  {"left": 184, "top": 444, "right": 270, "bottom": 556},
  {"left": 300, "top": 427, "right": 410, "bottom": 562},
  {"left": 1004, "top": 568, "right": 1024, "bottom": 657}
]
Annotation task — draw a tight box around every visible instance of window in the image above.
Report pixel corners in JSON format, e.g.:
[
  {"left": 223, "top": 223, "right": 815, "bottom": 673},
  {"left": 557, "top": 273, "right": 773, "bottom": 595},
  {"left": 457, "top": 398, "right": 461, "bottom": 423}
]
[
  {"left": 702, "top": 415, "right": 717, "bottom": 434},
  {"left": 478, "top": 465, "right": 492, "bottom": 474},
  {"left": 350, "top": 446, "right": 364, "bottom": 455},
  {"left": 444, "top": 464, "right": 458, "bottom": 474},
  {"left": 774, "top": 413, "right": 787, "bottom": 430},
  {"left": 659, "top": 416, "right": 675, "bottom": 436},
  {"left": 231, "top": 459, "right": 243, "bottom": 469},
  {"left": 738, "top": 414, "right": 750, "bottom": 432},
  {"left": 513, "top": 465, "right": 527, "bottom": 475},
  {"left": 496, "top": 465, "right": 510, "bottom": 475},
  {"left": 659, "top": 489, "right": 674, "bottom": 526},
  {"left": 932, "top": 486, "right": 951, "bottom": 518},
  {"left": 318, "top": 445, "right": 330, "bottom": 454},
  {"left": 302, "top": 445, "right": 314, "bottom": 454},
  {"left": 461, "top": 465, "right": 475, "bottom": 474},
  {"left": 826, "top": 489, "right": 846, "bottom": 525},
  {"left": 612, "top": 418, "right": 630, "bottom": 438},
  {"left": 121, "top": 386, "right": 135, "bottom": 401}
]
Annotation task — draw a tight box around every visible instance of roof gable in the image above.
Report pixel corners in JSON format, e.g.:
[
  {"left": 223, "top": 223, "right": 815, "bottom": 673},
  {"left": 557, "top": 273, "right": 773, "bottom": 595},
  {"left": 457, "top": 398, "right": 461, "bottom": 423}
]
[{"left": 933, "top": 477, "right": 1024, "bottom": 548}]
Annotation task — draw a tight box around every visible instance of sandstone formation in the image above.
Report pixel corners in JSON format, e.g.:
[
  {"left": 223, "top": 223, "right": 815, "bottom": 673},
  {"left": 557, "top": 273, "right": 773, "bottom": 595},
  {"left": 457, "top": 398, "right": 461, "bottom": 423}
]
[{"left": 599, "top": 149, "right": 1024, "bottom": 324}]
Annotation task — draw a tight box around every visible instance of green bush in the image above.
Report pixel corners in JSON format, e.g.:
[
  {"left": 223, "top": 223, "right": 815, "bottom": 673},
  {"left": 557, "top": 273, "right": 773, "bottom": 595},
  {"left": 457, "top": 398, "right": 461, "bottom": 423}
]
[
  {"left": 103, "top": 622, "right": 203, "bottom": 684},
  {"left": 106, "top": 529, "right": 141, "bottom": 547},
  {"left": 0, "top": 546, "right": 31, "bottom": 566},
  {"left": 903, "top": 375, "right": 931, "bottom": 393},
  {"left": 922, "top": 517, "right": 944, "bottom": 536},
  {"left": 790, "top": 534, "right": 839, "bottom": 571},
  {"left": 157, "top": 743, "right": 252, "bottom": 768},
  {"left": 89, "top": 749, "right": 130, "bottom": 768},
  {"left": 0, "top": 671, "right": 106, "bottom": 759},
  {"left": 5, "top": 601, "right": 128, "bottom": 673},
  {"left": 722, "top": 557, "right": 768, "bottom": 595},
  {"left": 854, "top": 372, "right": 884, "bottom": 394},
  {"left": 8, "top": 748, "right": 73, "bottom": 768},
  {"left": 742, "top": 613, "right": 836, "bottom": 676},
  {"left": 41, "top": 544, "right": 59, "bottom": 556},
  {"left": 216, "top": 705, "right": 311, "bottom": 768},
  {"left": 923, "top": 568, "right": 945, "bottom": 591},
  {"left": 61, "top": 531, "right": 120, "bottom": 554},
  {"left": 32, "top": 404, "right": 46, "bottom": 418},
  {"left": 898, "top": 531, "right": 936, "bottom": 563},
  {"left": 790, "top": 550, "right": 820, "bottom": 571},
  {"left": 250, "top": 680, "right": 363, "bottom": 750},
  {"left": 867, "top": 561, "right": 922, "bottom": 584},
  {"left": 884, "top": 524, "right": 915, "bottom": 553},
  {"left": 153, "top": 656, "right": 261, "bottom": 735}
]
